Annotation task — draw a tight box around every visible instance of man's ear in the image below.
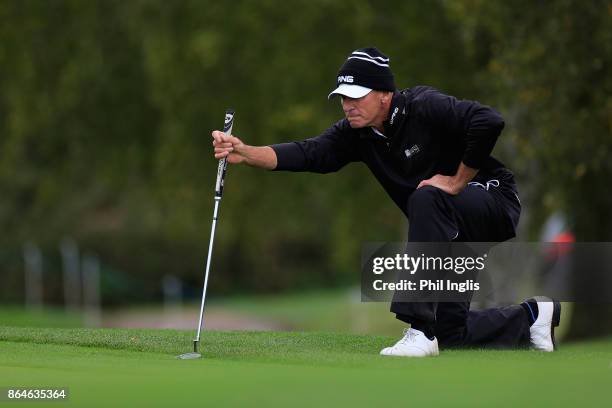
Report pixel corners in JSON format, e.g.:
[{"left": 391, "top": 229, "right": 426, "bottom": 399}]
[{"left": 381, "top": 91, "right": 392, "bottom": 104}]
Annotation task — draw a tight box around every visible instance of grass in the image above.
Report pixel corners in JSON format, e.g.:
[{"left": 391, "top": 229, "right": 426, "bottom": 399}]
[{"left": 1, "top": 326, "right": 611, "bottom": 407}]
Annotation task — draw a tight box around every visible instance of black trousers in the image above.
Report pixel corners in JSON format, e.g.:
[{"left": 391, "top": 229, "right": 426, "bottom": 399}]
[{"left": 390, "top": 180, "right": 530, "bottom": 349}]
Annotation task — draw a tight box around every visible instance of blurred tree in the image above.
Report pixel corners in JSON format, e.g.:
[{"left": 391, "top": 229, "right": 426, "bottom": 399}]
[
  {"left": 447, "top": 0, "right": 612, "bottom": 338},
  {"left": 0, "top": 0, "right": 480, "bottom": 302}
]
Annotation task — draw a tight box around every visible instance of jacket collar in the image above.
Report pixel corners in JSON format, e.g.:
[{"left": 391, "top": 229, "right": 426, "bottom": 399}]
[{"left": 382, "top": 91, "right": 407, "bottom": 137}]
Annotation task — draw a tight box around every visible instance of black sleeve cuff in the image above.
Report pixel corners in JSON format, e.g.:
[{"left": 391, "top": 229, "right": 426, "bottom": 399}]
[{"left": 270, "top": 142, "right": 307, "bottom": 171}]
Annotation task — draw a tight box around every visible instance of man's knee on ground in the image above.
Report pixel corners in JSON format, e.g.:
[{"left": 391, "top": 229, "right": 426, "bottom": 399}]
[{"left": 434, "top": 315, "right": 468, "bottom": 348}]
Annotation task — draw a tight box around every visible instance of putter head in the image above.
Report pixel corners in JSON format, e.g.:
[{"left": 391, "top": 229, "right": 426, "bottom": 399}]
[
  {"left": 177, "top": 339, "right": 202, "bottom": 359},
  {"left": 177, "top": 352, "right": 201, "bottom": 359}
]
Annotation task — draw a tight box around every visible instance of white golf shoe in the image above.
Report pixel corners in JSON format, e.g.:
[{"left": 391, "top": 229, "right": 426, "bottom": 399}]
[
  {"left": 524, "top": 296, "right": 561, "bottom": 352},
  {"left": 380, "top": 328, "right": 439, "bottom": 357}
]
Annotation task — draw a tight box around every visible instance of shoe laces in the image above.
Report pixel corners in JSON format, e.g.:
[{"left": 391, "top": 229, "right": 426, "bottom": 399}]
[{"left": 399, "top": 328, "right": 418, "bottom": 345}]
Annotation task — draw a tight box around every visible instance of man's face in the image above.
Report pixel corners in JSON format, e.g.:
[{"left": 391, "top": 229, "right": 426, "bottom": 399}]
[{"left": 341, "top": 91, "right": 387, "bottom": 128}]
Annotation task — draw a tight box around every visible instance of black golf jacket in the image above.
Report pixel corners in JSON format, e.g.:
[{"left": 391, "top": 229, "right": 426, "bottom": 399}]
[{"left": 270, "top": 86, "right": 518, "bottom": 218}]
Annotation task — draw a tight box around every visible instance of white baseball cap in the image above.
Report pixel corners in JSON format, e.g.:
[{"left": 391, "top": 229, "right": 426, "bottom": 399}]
[{"left": 328, "top": 84, "right": 372, "bottom": 99}]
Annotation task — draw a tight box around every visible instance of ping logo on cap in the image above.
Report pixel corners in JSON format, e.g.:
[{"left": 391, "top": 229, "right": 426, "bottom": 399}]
[{"left": 338, "top": 75, "right": 354, "bottom": 83}]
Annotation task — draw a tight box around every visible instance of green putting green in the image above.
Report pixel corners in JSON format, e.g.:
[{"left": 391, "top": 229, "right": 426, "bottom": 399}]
[{"left": 1, "top": 327, "right": 610, "bottom": 407}]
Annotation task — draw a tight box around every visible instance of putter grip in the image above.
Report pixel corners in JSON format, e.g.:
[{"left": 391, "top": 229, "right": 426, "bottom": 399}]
[{"left": 215, "top": 109, "right": 235, "bottom": 198}]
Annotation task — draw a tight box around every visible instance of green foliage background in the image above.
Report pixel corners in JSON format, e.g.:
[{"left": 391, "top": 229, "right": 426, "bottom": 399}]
[{"left": 0, "top": 0, "right": 610, "bottom": 304}]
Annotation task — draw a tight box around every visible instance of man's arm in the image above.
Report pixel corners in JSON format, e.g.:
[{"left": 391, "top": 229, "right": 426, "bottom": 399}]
[
  {"left": 212, "top": 119, "right": 361, "bottom": 173},
  {"left": 212, "top": 130, "right": 277, "bottom": 169},
  {"left": 414, "top": 87, "right": 505, "bottom": 194},
  {"left": 414, "top": 87, "right": 505, "bottom": 169}
]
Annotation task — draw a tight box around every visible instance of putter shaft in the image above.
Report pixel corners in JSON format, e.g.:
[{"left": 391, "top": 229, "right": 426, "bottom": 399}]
[{"left": 193, "top": 197, "right": 221, "bottom": 346}]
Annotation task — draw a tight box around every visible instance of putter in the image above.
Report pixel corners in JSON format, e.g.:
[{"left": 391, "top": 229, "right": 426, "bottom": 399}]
[{"left": 178, "top": 109, "right": 235, "bottom": 360}]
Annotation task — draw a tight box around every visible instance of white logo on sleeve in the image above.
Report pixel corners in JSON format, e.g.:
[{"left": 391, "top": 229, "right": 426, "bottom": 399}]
[{"left": 404, "top": 145, "right": 421, "bottom": 158}]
